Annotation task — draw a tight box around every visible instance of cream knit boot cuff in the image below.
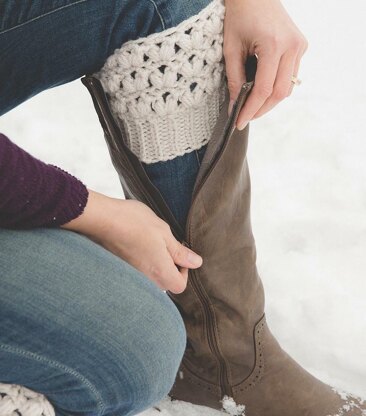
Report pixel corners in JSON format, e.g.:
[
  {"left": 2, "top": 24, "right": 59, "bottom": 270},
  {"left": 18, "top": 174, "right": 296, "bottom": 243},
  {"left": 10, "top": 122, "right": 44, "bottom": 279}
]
[
  {"left": 0, "top": 382, "right": 55, "bottom": 416},
  {"left": 95, "top": 0, "right": 226, "bottom": 164}
]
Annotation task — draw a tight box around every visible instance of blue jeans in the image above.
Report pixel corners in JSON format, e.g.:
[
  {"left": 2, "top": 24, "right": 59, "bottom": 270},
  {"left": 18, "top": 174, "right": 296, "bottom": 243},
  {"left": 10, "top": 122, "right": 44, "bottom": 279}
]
[{"left": 0, "top": 0, "right": 211, "bottom": 415}]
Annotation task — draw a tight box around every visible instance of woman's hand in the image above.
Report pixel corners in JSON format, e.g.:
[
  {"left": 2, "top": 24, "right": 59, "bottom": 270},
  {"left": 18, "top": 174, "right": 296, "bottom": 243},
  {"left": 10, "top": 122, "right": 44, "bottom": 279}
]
[
  {"left": 224, "top": 0, "right": 308, "bottom": 129},
  {"left": 61, "top": 190, "right": 202, "bottom": 294}
]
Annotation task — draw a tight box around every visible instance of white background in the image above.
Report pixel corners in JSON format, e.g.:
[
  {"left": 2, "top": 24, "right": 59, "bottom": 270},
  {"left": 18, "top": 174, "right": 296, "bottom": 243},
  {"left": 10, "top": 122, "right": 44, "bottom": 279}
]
[{"left": 1, "top": 0, "right": 365, "bottom": 412}]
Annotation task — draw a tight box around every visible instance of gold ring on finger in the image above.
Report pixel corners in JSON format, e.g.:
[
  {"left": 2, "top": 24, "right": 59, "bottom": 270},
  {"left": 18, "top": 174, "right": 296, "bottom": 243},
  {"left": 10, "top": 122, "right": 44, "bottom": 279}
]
[{"left": 291, "top": 75, "right": 302, "bottom": 86}]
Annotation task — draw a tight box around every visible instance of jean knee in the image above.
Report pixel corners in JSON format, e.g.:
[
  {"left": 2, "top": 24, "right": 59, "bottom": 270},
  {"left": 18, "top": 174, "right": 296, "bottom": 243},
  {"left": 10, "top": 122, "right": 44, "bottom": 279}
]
[
  {"left": 81, "top": 268, "right": 186, "bottom": 415},
  {"left": 0, "top": 227, "right": 187, "bottom": 415},
  {"left": 75, "top": 278, "right": 187, "bottom": 416},
  {"left": 113, "top": 296, "right": 186, "bottom": 415},
  {"left": 55, "top": 294, "right": 185, "bottom": 416}
]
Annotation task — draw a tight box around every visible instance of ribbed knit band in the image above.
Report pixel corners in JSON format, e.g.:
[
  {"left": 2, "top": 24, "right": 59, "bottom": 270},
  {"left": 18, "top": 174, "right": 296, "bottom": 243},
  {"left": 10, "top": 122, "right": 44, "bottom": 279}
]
[{"left": 95, "top": 0, "right": 226, "bottom": 164}]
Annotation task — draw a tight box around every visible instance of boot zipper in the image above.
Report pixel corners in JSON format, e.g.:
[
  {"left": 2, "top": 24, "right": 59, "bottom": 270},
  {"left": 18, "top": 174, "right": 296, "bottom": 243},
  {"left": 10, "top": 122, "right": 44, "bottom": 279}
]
[
  {"left": 189, "top": 267, "right": 233, "bottom": 396},
  {"left": 182, "top": 83, "right": 253, "bottom": 398}
]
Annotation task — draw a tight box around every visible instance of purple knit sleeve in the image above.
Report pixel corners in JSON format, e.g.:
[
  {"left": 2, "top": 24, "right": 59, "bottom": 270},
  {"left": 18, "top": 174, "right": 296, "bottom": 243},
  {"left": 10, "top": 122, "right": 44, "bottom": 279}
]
[{"left": 0, "top": 133, "right": 89, "bottom": 229}]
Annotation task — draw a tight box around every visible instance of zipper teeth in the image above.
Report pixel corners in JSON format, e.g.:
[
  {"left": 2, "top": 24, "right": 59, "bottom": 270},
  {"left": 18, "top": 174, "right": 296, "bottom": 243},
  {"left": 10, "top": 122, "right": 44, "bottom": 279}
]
[
  {"left": 182, "top": 86, "right": 251, "bottom": 396},
  {"left": 191, "top": 269, "right": 232, "bottom": 395},
  {"left": 184, "top": 85, "right": 249, "bottom": 238},
  {"left": 183, "top": 123, "right": 238, "bottom": 397},
  {"left": 97, "top": 101, "right": 159, "bottom": 211},
  {"left": 117, "top": 154, "right": 169, "bottom": 225}
]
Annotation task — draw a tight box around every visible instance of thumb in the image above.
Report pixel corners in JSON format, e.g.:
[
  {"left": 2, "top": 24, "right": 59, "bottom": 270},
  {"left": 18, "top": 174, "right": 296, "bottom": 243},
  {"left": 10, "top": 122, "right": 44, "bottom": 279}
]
[
  {"left": 224, "top": 41, "right": 247, "bottom": 116},
  {"left": 166, "top": 237, "right": 203, "bottom": 269}
]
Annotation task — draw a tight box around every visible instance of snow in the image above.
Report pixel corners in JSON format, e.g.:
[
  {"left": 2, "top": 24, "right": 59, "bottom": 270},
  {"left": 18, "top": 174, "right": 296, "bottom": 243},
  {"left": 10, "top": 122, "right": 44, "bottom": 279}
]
[
  {"left": 146, "top": 396, "right": 245, "bottom": 416},
  {"left": 221, "top": 396, "right": 246, "bottom": 416},
  {"left": 330, "top": 387, "right": 366, "bottom": 416},
  {"left": 0, "top": 0, "right": 365, "bottom": 413},
  {"left": 146, "top": 397, "right": 224, "bottom": 416}
]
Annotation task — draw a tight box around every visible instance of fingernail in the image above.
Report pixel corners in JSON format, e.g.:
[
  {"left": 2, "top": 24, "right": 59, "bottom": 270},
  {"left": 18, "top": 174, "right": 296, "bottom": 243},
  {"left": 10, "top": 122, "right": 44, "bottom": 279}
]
[
  {"left": 237, "top": 120, "right": 248, "bottom": 131},
  {"left": 187, "top": 252, "right": 202, "bottom": 267}
]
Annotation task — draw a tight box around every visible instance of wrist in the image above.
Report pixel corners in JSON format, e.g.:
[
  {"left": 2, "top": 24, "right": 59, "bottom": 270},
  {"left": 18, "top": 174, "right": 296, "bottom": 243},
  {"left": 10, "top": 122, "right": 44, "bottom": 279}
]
[{"left": 61, "top": 189, "right": 117, "bottom": 242}]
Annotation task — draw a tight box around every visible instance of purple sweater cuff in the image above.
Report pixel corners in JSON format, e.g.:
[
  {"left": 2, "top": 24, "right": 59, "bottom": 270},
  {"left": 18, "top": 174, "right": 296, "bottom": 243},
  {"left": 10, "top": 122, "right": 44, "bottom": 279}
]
[{"left": 0, "top": 133, "right": 89, "bottom": 229}]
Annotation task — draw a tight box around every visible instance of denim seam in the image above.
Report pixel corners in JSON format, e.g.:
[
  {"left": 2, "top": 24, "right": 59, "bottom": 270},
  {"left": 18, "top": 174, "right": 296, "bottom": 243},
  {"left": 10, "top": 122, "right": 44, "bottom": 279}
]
[
  {"left": 0, "top": 0, "right": 89, "bottom": 36},
  {"left": 147, "top": 0, "right": 166, "bottom": 30},
  {"left": 0, "top": 342, "right": 105, "bottom": 415}
]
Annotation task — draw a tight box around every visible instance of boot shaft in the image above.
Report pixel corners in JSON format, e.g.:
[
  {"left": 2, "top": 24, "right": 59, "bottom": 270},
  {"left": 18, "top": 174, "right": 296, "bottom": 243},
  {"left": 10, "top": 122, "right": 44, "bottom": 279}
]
[{"left": 82, "top": 74, "right": 262, "bottom": 392}]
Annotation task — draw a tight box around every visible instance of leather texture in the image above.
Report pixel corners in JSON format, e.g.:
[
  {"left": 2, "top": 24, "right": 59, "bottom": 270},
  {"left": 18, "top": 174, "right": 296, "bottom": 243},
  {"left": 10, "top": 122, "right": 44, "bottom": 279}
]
[{"left": 82, "top": 75, "right": 366, "bottom": 416}]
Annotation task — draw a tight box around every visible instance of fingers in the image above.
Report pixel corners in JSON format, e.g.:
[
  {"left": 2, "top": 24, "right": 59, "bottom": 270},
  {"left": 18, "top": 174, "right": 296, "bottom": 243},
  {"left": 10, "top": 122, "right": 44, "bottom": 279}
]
[
  {"left": 149, "top": 232, "right": 203, "bottom": 294},
  {"left": 142, "top": 220, "right": 203, "bottom": 294},
  {"left": 235, "top": 37, "right": 308, "bottom": 128},
  {"left": 223, "top": 38, "right": 247, "bottom": 116},
  {"left": 156, "top": 257, "right": 189, "bottom": 294},
  {"left": 236, "top": 50, "right": 281, "bottom": 130},
  {"left": 287, "top": 53, "right": 300, "bottom": 97},
  {"left": 288, "top": 42, "right": 307, "bottom": 96},
  {"left": 148, "top": 256, "right": 188, "bottom": 294},
  {"left": 166, "top": 236, "right": 203, "bottom": 269},
  {"left": 252, "top": 50, "right": 296, "bottom": 119}
]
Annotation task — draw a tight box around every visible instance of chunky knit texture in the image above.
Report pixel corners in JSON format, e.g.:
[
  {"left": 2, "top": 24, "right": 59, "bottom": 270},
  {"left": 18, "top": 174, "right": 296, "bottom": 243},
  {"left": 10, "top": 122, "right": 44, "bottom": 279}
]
[
  {"left": 0, "top": 383, "right": 54, "bottom": 416},
  {"left": 0, "top": 133, "right": 89, "bottom": 229},
  {"left": 95, "top": 0, "right": 226, "bottom": 163}
]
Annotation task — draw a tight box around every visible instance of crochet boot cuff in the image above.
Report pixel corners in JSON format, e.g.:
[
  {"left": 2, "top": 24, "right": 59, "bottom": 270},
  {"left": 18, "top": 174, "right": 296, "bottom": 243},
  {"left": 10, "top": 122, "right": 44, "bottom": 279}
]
[{"left": 95, "top": 0, "right": 226, "bottom": 164}]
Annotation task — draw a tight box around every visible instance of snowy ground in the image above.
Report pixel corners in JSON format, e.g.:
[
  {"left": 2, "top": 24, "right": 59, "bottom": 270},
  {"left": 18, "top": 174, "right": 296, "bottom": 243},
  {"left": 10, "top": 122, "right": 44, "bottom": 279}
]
[{"left": 1, "top": 0, "right": 365, "bottom": 413}]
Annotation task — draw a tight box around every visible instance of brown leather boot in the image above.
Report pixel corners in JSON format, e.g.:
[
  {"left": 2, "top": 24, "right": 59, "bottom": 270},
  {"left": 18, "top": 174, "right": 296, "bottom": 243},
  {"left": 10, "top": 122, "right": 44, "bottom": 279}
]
[{"left": 81, "top": 72, "right": 365, "bottom": 415}]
